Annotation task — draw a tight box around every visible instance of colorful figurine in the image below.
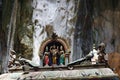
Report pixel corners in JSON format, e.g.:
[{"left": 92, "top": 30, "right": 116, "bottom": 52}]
[
  {"left": 59, "top": 46, "right": 65, "bottom": 65},
  {"left": 44, "top": 52, "right": 49, "bottom": 66},
  {"left": 50, "top": 45, "right": 58, "bottom": 65}
]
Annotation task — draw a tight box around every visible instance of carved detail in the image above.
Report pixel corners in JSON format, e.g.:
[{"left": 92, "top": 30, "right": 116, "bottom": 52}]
[
  {"left": 51, "top": 32, "right": 58, "bottom": 39},
  {"left": 39, "top": 33, "right": 70, "bottom": 54},
  {"left": 39, "top": 33, "right": 70, "bottom": 66}
]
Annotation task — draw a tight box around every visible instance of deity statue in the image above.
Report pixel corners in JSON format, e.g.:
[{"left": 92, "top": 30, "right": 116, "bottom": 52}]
[
  {"left": 97, "top": 43, "right": 107, "bottom": 63},
  {"left": 59, "top": 46, "right": 65, "bottom": 65},
  {"left": 88, "top": 44, "right": 99, "bottom": 64},
  {"left": 44, "top": 52, "right": 49, "bottom": 66},
  {"left": 50, "top": 45, "right": 58, "bottom": 65},
  {"left": 43, "top": 46, "right": 49, "bottom": 66}
]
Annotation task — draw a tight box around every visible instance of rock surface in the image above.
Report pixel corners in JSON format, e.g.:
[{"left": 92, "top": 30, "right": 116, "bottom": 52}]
[{"left": 1, "top": 0, "right": 120, "bottom": 67}]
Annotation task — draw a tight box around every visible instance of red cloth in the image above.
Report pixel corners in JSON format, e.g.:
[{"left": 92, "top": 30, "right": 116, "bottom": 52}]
[{"left": 44, "top": 56, "right": 49, "bottom": 65}]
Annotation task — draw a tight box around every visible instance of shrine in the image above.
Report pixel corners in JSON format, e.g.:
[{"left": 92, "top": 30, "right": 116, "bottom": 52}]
[
  {"left": 2, "top": 38, "right": 120, "bottom": 80},
  {"left": 39, "top": 33, "right": 70, "bottom": 67}
]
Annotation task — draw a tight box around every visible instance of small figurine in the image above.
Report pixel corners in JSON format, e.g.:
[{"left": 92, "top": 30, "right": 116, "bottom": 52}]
[
  {"left": 60, "top": 52, "right": 65, "bottom": 65},
  {"left": 50, "top": 45, "right": 58, "bottom": 65},
  {"left": 88, "top": 44, "right": 99, "bottom": 64},
  {"left": 44, "top": 52, "right": 49, "bottom": 66},
  {"left": 59, "top": 46, "right": 65, "bottom": 65}
]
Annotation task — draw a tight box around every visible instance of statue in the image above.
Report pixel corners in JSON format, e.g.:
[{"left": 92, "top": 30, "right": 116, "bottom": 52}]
[
  {"left": 97, "top": 43, "right": 107, "bottom": 63},
  {"left": 44, "top": 52, "right": 49, "bottom": 66},
  {"left": 88, "top": 44, "right": 99, "bottom": 64},
  {"left": 87, "top": 43, "right": 107, "bottom": 64},
  {"left": 50, "top": 45, "right": 58, "bottom": 65},
  {"left": 43, "top": 46, "right": 49, "bottom": 66},
  {"left": 68, "top": 44, "right": 99, "bottom": 66},
  {"left": 59, "top": 46, "right": 65, "bottom": 65},
  {"left": 67, "top": 43, "right": 107, "bottom": 66}
]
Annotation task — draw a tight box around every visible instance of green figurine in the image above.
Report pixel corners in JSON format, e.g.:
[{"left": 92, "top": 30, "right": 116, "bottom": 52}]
[{"left": 59, "top": 46, "right": 65, "bottom": 65}]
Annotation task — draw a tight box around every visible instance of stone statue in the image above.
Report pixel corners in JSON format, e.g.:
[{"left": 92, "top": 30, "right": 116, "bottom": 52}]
[
  {"left": 97, "top": 43, "right": 107, "bottom": 63},
  {"left": 67, "top": 43, "right": 107, "bottom": 66},
  {"left": 88, "top": 44, "right": 99, "bottom": 64}
]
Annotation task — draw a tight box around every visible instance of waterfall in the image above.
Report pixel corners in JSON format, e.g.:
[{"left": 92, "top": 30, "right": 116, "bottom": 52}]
[{"left": 32, "top": 0, "right": 76, "bottom": 65}]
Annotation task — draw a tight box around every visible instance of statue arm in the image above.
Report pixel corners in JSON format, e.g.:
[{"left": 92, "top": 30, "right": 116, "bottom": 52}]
[{"left": 50, "top": 46, "right": 53, "bottom": 52}]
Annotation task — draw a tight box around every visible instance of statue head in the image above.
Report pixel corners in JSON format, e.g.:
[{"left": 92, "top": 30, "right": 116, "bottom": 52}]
[
  {"left": 98, "top": 42, "right": 105, "bottom": 51},
  {"left": 45, "top": 46, "right": 48, "bottom": 52},
  {"left": 60, "top": 46, "right": 63, "bottom": 50},
  {"left": 99, "top": 42, "right": 105, "bottom": 47},
  {"left": 44, "top": 52, "right": 49, "bottom": 55}
]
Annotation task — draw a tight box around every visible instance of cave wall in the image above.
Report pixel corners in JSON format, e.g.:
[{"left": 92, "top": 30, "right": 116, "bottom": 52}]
[
  {"left": 32, "top": 0, "right": 76, "bottom": 64},
  {"left": 92, "top": 0, "right": 120, "bottom": 53},
  {"left": 1, "top": 0, "right": 13, "bottom": 73},
  {"left": 1, "top": 0, "right": 120, "bottom": 68},
  {"left": 0, "top": 0, "right": 2, "bottom": 73},
  {"left": 15, "top": 0, "right": 33, "bottom": 59},
  {"left": 73, "top": 0, "right": 94, "bottom": 60},
  {"left": 2, "top": 0, "right": 33, "bottom": 62},
  {"left": 32, "top": 0, "right": 120, "bottom": 62},
  {"left": 73, "top": 0, "right": 120, "bottom": 61},
  {"left": 0, "top": 0, "right": 2, "bottom": 60}
]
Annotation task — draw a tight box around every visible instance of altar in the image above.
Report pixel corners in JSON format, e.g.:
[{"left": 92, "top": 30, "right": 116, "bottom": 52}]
[
  {"left": 1, "top": 64, "right": 119, "bottom": 80},
  {"left": 39, "top": 33, "right": 70, "bottom": 67}
]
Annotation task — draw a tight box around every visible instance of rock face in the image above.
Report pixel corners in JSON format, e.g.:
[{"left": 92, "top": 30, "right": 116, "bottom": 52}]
[
  {"left": 0, "top": 0, "right": 2, "bottom": 73},
  {"left": 32, "top": 0, "right": 120, "bottom": 65},
  {"left": 1, "top": 0, "right": 120, "bottom": 68},
  {"left": 0, "top": 0, "right": 2, "bottom": 62},
  {"left": 32, "top": 0, "right": 76, "bottom": 64},
  {"left": 73, "top": 0, "right": 120, "bottom": 60},
  {"left": 14, "top": 0, "right": 33, "bottom": 60}
]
